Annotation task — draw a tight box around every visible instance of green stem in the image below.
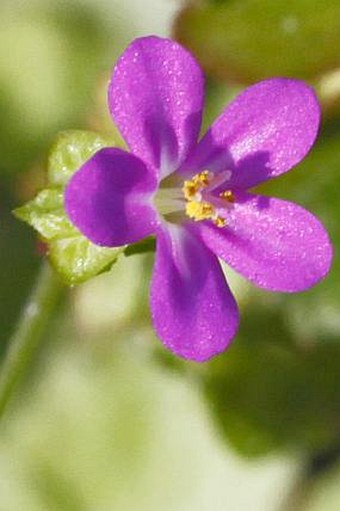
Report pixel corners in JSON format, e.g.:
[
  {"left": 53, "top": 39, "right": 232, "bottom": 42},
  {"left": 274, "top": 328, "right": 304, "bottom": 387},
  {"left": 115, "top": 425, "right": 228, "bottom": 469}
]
[{"left": 0, "top": 261, "right": 63, "bottom": 418}]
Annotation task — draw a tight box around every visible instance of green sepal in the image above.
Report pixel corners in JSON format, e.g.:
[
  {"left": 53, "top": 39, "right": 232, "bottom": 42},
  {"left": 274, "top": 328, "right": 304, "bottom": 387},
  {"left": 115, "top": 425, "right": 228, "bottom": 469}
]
[
  {"left": 124, "top": 237, "right": 156, "bottom": 257},
  {"left": 48, "top": 129, "right": 118, "bottom": 187},
  {"left": 48, "top": 238, "right": 123, "bottom": 286},
  {"left": 13, "top": 188, "right": 77, "bottom": 241},
  {"left": 14, "top": 130, "right": 124, "bottom": 285}
]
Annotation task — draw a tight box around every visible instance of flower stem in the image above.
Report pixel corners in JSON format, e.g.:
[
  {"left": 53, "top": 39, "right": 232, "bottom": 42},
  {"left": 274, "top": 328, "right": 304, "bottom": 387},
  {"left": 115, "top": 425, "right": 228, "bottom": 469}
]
[{"left": 0, "top": 261, "right": 63, "bottom": 418}]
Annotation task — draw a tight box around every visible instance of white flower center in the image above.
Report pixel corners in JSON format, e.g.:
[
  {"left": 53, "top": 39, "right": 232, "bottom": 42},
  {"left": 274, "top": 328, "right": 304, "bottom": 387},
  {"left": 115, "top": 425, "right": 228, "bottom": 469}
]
[{"left": 155, "top": 170, "right": 234, "bottom": 227}]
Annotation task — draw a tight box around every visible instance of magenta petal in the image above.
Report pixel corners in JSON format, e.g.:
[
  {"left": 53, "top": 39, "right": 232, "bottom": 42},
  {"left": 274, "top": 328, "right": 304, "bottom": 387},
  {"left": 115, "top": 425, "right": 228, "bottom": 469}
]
[
  {"left": 199, "top": 192, "right": 332, "bottom": 292},
  {"left": 150, "top": 225, "right": 239, "bottom": 362},
  {"left": 183, "top": 79, "right": 320, "bottom": 188},
  {"left": 108, "top": 36, "right": 204, "bottom": 178},
  {"left": 65, "top": 148, "right": 159, "bottom": 247}
]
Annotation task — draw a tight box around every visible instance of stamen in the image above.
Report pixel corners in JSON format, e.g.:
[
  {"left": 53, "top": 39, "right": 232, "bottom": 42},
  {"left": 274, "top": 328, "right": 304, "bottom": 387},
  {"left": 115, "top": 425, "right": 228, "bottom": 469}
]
[
  {"left": 204, "top": 170, "right": 232, "bottom": 193},
  {"left": 191, "top": 170, "right": 211, "bottom": 186},
  {"left": 183, "top": 183, "right": 198, "bottom": 201},
  {"left": 157, "top": 170, "right": 235, "bottom": 227},
  {"left": 185, "top": 201, "right": 214, "bottom": 221},
  {"left": 183, "top": 171, "right": 212, "bottom": 201},
  {"left": 219, "top": 190, "right": 235, "bottom": 202},
  {"left": 214, "top": 216, "right": 227, "bottom": 228},
  {"left": 182, "top": 170, "right": 234, "bottom": 228}
]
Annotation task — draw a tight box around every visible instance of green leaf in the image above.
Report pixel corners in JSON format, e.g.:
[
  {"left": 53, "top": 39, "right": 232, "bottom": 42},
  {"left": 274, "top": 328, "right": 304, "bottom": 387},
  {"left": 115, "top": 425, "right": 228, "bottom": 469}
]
[
  {"left": 204, "top": 302, "right": 340, "bottom": 458},
  {"left": 48, "top": 130, "right": 117, "bottom": 187},
  {"left": 257, "top": 123, "right": 340, "bottom": 342},
  {"left": 174, "top": 1, "right": 340, "bottom": 83},
  {"left": 48, "top": 238, "right": 123, "bottom": 286}
]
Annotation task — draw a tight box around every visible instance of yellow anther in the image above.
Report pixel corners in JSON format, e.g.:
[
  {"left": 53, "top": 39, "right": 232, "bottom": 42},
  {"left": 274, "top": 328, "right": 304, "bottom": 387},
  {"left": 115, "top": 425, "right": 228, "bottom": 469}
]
[
  {"left": 183, "top": 182, "right": 197, "bottom": 200},
  {"left": 194, "top": 170, "right": 210, "bottom": 186},
  {"left": 185, "top": 201, "right": 214, "bottom": 221},
  {"left": 182, "top": 170, "right": 228, "bottom": 228},
  {"left": 219, "top": 190, "right": 235, "bottom": 202},
  {"left": 183, "top": 171, "right": 212, "bottom": 201},
  {"left": 214, "top": 216, "right": 227, "bottom": 228}
]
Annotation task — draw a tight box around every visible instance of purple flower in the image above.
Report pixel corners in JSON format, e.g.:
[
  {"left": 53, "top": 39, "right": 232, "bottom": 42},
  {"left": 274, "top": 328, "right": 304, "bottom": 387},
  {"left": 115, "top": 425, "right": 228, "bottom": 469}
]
[{"left": 65, "top": 36, "right": 332, "bottom": 362}]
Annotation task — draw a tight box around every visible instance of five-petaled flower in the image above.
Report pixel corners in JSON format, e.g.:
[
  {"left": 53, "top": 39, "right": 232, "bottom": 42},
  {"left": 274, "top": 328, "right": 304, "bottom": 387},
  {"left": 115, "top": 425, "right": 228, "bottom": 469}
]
[{"left": 65, "top": 36, "right": 332, "bottom": 362}]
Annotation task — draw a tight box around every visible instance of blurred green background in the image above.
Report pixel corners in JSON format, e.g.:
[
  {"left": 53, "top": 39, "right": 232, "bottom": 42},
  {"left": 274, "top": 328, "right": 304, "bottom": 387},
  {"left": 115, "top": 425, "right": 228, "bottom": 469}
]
[{"left": 1, "top": 0, "right": 340, "bottom": 509}]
